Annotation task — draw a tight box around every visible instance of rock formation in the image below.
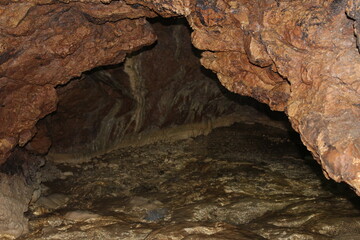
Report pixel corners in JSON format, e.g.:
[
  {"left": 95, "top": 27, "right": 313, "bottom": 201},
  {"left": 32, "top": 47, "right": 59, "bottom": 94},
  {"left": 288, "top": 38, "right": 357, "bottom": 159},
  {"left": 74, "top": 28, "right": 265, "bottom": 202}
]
[{"left": 1, "top": 0, "right": 360, "bottom": 195}]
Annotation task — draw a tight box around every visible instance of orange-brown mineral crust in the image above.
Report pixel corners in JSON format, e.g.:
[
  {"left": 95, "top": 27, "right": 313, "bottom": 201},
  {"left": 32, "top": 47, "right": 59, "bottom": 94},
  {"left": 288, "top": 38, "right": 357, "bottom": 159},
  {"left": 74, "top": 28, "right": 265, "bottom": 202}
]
[
  {"left": 0, "top": 1, "right": 157, "bottom": 162},
  {"left": 2, "top": 0, "right": 360, "bottom": 194}
]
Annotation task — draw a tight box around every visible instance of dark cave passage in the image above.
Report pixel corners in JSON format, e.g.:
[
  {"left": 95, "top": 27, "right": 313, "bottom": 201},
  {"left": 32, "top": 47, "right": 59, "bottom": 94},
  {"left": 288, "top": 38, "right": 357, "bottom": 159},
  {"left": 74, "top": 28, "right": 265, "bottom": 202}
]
[
  {"left": 2, "top": 17, "right": 360, "bottom": 240},
  {"left": 41, "top": 17, "right": 287, "bottom": 163}
]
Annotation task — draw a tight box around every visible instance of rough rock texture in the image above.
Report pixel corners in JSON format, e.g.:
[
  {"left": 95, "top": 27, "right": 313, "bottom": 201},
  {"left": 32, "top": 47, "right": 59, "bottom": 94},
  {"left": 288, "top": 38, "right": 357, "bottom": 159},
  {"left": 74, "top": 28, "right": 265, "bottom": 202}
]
[
  {"left": 186, "top": 0, "right": 360, "bottom": 193},
  {"left": 0, "top": 173, "right": 32, "bottom": 239},
  {"left": 1, "top": 0, "right": 360, "bottom": 195},
  {"left": 0, "top": 1, "right": 157, "bottom": 163},
  {"left": 20, "top": 123, "right": 360, "bottom": 240},
  {"left": 24, "top": 122, "right": 51, "bottom": 155},
  {"left": 0, "top": 149, "right": 44, "bottom": 239},
  {"left": 44, "top": 19, "right": 245, "bottom": 160}
]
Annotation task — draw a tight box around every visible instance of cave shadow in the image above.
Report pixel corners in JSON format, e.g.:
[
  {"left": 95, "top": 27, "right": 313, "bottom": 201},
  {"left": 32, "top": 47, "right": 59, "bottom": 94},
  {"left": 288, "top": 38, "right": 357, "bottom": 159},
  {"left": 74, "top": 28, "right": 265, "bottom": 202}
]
[
  {"left": 198, "top": 63, "right": 289, "bottom": 122},
  {"left": 147, "top": 16, "right": 188, "bottom": 26},
  {"left": 49, "top": 16, "right": 360, "bottom": 208},
  {"left": 302, "top": 155, "right": 360, "bottom": 210}
]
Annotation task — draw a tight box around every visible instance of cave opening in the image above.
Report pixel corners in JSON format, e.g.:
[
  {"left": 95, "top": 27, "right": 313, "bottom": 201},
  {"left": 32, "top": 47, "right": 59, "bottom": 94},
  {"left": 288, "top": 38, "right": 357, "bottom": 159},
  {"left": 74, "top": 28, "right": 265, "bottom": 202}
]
[
  {"left": 2, "top": 16, "right": 360, "bottom": 240},
  {"left": 42, "top": 17, "right": 292, "bottom": 164}
]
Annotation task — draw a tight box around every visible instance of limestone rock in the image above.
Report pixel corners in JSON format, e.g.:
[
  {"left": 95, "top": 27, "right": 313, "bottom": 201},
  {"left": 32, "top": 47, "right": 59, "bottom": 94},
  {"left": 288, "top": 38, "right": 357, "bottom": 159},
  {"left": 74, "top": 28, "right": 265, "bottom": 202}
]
[
  {"left": 188, "top": 0, "right": 360, "bottom": 194},
  {"left": 1, "top": 0, "right": 360, "bottom": 195},
  {"left": 0, "top": 174, "right": 33, "bottom": 239}
]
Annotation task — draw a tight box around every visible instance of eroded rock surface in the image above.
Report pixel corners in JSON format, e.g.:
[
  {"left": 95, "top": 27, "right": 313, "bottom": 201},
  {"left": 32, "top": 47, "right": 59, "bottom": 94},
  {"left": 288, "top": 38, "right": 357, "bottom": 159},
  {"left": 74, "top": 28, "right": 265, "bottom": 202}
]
[
  {"left": 0, "top": 173, "right": 33, "bottom": 239},
  {"left": 20, "top": 122, "right": 360, "bottom": 240},
  {"left": 0, "top": 1, "right": 157, "bottom": 163},
  {"left": 187, "top": 0, "right": 360, "bottom": 194},
  {"left": 1, "top": 0, "right": 360, "bottom": 195},
  {"left": 0, "top": 149, "right": 45, "bottom": 239}
]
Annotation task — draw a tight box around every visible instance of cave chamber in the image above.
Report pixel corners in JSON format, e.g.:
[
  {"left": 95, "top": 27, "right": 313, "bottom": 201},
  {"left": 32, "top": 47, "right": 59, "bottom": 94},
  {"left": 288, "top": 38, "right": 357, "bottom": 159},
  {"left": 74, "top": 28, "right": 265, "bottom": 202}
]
[{"left": 2, "top": 1, "right": 360, "bottom": 239}]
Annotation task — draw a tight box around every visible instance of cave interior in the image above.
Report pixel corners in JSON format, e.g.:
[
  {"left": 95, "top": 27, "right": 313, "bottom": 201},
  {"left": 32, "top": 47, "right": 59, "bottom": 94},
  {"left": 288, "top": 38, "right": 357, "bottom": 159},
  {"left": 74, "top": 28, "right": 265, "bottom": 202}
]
[{"left": 2, "top": 1, "right": 360, "bottom": 239}]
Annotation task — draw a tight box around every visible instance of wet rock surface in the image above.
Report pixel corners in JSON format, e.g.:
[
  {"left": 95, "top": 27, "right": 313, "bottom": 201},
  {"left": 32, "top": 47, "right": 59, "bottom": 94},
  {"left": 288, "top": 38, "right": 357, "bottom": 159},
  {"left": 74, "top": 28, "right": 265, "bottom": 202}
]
[{"left": 20, "top": 122, "right": 360, "bottom": 240}]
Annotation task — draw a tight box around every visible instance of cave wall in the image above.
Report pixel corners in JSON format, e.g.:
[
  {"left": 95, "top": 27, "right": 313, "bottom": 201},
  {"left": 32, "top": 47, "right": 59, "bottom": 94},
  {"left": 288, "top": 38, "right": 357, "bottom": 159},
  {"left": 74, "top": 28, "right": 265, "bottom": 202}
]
[
  {"left": 0, "top": 1, "right": 157, "bottom": 162},
  {"left": 1, "top": 0, "right": 360, "bottom": 194},
  {"left": 44, "top": 19, "right": 244, "bottom": 159}
]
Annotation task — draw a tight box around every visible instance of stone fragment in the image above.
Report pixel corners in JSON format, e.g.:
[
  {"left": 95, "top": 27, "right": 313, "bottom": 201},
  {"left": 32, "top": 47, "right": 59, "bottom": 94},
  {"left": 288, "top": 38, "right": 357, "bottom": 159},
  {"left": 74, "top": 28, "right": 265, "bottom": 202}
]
[{"left": 0, "top": 174, "right": 33, "bottom": 239}]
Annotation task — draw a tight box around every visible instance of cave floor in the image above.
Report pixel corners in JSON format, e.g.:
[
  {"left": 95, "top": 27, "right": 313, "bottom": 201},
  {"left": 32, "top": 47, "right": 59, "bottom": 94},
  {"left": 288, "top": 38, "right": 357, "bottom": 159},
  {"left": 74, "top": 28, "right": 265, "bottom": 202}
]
[{"left": 21, "top": 122, "right": 360, "bottom": 240}]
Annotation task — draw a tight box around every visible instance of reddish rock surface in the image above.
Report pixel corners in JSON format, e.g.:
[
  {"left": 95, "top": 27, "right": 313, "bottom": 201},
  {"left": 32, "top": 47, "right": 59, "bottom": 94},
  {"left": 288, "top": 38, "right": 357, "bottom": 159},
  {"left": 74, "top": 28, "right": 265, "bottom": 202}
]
[
  {"left": 0, "top": 1, "right": 157, "bottom": 162},
  {"left": 25, "top": 121, "right": 51, "bottom": 155},
  {"left": 1, "top": 0, "right": 360, "bottom": 194}
]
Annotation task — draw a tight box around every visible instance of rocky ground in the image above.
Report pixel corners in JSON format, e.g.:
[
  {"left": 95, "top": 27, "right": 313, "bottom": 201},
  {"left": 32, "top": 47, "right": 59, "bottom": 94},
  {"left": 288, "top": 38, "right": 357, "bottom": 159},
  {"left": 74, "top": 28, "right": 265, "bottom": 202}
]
[{"left": 19, "top": 122, "right": 360, "bottom": 240}]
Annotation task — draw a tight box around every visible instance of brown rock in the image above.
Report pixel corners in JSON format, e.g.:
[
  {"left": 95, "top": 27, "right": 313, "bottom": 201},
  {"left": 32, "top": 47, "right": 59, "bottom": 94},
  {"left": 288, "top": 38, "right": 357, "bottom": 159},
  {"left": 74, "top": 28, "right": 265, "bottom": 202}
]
[
  {"left": 189, "top": 0, "right": 360, "bottom": 194},
  {"left": 200, "top": 51, "right": 289, "bottom": 111},
  {"left": 0, "top": 2, "right": 156, "bottom": 163},
  {"left": 1, "top": 0, "right": 360, "bottom": 195},
  {"left": 25, "top": 121, "right": 52, "bottom": 155}
]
